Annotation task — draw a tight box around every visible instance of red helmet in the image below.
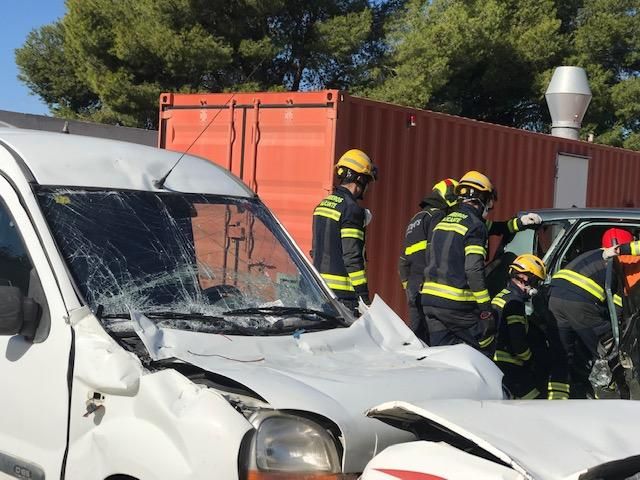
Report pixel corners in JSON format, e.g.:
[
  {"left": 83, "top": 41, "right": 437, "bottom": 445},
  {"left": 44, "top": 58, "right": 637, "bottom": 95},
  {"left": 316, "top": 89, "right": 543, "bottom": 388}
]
[{"left": 602, "top": 228, "right": 633, "bottom": 248}]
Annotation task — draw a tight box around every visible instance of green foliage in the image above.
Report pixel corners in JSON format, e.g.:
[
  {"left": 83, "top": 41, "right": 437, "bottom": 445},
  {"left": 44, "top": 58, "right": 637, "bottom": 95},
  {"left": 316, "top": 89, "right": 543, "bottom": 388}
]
[
  {"left": 16, "top": 0, "right": 392, "bottom": 127},
  {"left": 14, "top": 0, "right": 640, "bottom": 149},
  {"left": 366, "top": 0, "right": 640, "bottom": 149},
  {"left": 363, "top": 0, "right": 564, "bottom": 128},
  {"left": 566, "top": 0, "right": 640, "bottom": 146},
  {"left": 15, "top": 22, "right": 100, "bottom": 117}
]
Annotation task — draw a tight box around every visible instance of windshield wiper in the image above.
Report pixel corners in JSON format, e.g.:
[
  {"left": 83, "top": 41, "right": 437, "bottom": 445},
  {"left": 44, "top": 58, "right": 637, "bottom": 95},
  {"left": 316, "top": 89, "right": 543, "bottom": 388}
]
[
  {"left": 222, "top": 306, "right": 349, "bottom": 327},
  {"left": 103, "top": 311, "right": 228, "bottom": 321},
  {"left": 101, "top": 311, "right": 257, "bottom": 335}
]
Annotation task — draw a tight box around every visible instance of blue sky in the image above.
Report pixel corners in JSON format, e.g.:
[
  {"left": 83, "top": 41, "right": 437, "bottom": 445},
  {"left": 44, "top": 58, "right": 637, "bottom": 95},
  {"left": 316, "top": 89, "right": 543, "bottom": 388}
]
[{"left": 1, "top": 1, "right": 66, "bottom": 115}]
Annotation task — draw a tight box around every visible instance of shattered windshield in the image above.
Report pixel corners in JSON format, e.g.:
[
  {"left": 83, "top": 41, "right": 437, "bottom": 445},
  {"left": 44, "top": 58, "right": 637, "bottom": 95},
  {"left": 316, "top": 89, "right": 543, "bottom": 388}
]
[{"left": 37, "top": 188, "right": 342, "bottom": 334}]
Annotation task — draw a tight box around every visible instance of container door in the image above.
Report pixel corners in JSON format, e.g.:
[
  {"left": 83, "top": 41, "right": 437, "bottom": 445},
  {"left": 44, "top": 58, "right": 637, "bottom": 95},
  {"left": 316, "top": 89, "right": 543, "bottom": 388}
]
[
  {"left": 160, "top": 103, "right": 243, "bottom": 177},
  {"left": 0, "top": 177, "right": 71, "bottom": 479},
  {"left": 241, "top": 104, "right": 336, "bottom": 255},
  {"left": 554, "top": 153, "right": 589, "bottom": 208},
  {"left": 160, "top": 98, "right": 337, "bottom": 258}
]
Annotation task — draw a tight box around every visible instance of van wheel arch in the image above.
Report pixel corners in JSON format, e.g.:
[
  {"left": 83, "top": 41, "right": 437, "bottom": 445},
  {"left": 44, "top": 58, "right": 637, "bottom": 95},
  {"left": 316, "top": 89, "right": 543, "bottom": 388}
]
[{"left": 105, "top": 476, "right": 139, "bottom": 480}]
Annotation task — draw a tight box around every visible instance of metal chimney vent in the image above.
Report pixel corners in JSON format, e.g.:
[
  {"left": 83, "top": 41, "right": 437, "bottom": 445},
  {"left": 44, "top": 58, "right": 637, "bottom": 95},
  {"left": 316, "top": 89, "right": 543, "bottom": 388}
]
[{"left": 545, "top": 66, "right": 592, "bottom": 140}]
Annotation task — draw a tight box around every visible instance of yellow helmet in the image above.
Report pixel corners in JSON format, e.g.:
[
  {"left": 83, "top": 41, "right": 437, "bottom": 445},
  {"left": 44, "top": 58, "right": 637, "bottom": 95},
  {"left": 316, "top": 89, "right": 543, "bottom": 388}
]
[
  {"left": 335, "top": 149, "right": 377, "bottom": 180},
  {"left": 509, "top": 254, "right": 546, "bottom": 281},
  {"left": 432, "top": 178, "right": 459, "bottom": 207},
  {"left": 456, "top": 170, "right": 497, "bottom": 200}
]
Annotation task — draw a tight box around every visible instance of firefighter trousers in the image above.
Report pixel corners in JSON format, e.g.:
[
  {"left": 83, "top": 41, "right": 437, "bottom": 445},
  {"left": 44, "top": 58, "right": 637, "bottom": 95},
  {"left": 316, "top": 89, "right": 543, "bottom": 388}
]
[
  {"left": 497, "top": 362, "right": 542, "bottom": 399},
  {"left": 547, "top": 296, "right": 611, "bottom": 397},
  {"left": 424, "top": 306, "right": 493, "bottom": 356},
  {"left": 406, "top": 287, "right": 429, "bottom": 344}
]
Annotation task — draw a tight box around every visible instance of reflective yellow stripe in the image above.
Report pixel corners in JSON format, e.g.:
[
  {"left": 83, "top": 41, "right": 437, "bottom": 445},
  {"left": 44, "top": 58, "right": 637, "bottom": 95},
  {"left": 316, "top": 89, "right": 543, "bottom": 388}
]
[
  {"left": 321, "top": 273, "right": 350, "bottom": 282},
  {"left": 405, "top": 240, "right": 427, "bottom": 255},
  {"left": 421, "top": 282, "right": 476, "bottom": 302},
  {"left": 464, "top": 245, "right": 487, "bottom": 258},
  {"left": 548, "top": 392, "right": 569, "bottom": 400},
  {"left": 434, "top": 222, "right": 469, "bottom": 236},
  {"left": 472, "top": 289, "right": 490, "bottom": 304},
  {"left": 478, "top": 335, "right": 494, "bottom": 348},
  {"left": 506, "top": 315, "right": 527, "bottom": 326},
  {"left": 340, "top": 228, "right": 364, "bottom": 240},
  {"left": 631, "top": 241, "right": 640, "bottom": 256},
  {"left": 491, "top": 289, "right": 509, "bottom": 309},
  {"left": 324, "top": 282, "right": 355, "bottom": 291},
  {"left": 348, "top": 270, "right": 367, "bottom": 287},
  {"left": 521, "top": 388, "right": 540, "bottom": 400},
  {"left": 313, "top": 207, "right": 341, "bottom": 221},
  {"left": 552, "top": 269, "right": 605, "bottom": 302},
  {"left": 515, "top": 348, "right": 532, "bottom": 361},
  {"left": 548, "top": 382, "right": 570, "bottom": 393},
  {"left": 492, "top": 297, "right": 506, "bottom": 309},
  {"left": 401, "top": 281, "right": 408, "bottom": 289},
  {"left": 508, "top": 217, "right": 520, "bottom": 233},
  {"left": 493, "top": 350, "right": 523, "bottom": 366},
  {"left": 614, "top": 294, "right": 622, "bottom": 307},
  {"left": 320, "top": 273, "right": 355, "bottom": 292}
]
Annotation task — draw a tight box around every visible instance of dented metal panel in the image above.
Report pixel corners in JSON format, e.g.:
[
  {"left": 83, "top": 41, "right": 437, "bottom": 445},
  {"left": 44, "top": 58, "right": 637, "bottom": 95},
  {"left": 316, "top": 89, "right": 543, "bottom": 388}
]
[
  {"left": 364, "top": 399, "right": 640, "bottom": 480},
  {"left": 131, "top": 296, "right": 504, "bottom": 472}
]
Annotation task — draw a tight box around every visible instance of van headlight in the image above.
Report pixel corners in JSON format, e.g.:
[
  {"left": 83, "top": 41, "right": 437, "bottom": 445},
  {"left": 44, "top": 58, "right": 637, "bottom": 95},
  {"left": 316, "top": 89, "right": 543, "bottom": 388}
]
[{"left": 241, "top": 412, "right": 342, "bottom": 479}]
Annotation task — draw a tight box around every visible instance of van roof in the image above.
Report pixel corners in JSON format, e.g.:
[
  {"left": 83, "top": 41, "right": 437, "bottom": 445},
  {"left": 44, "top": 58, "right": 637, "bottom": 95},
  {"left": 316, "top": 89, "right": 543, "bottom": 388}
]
[{"left": 0, "top": 128, "right": 253, "bottom": 198}]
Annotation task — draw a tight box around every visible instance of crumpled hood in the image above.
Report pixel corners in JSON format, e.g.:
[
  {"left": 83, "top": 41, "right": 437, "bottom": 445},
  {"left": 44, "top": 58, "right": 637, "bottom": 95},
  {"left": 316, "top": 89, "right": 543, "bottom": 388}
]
[
  {"left": 132, "top": 297, "right": 503, "bottom": 472},
  {"left": 365, "top": 399, "right": 640, "bottom": 479}
]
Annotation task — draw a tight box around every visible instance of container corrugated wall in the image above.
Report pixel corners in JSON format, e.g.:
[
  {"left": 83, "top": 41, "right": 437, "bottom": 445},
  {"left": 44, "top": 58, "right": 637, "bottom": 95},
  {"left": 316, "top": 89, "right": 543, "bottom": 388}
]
[
  {"left": 160, "top": 90, "right": 640, "bottom": 322},
  {"left": 336, "top": 95, "right": 558, "bottom": 317}
]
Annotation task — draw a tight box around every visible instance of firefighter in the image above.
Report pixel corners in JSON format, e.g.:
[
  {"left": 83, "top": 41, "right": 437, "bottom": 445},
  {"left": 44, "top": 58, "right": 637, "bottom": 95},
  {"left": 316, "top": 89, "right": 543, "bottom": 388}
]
[
  {"left": 546, "top": 230, "right": 625, "bottom": 399},
  {"left": 311, "top": 149, "right": 377, "bottom": 315},
  {"left": 420, "top": 170, "right": 498, "bottom": 353},
  {"left": 493, "top": 254, "right": 547, "bottom": 399},
  {"left": 398, "top": 178, "right": 458, "bottom": 342}
]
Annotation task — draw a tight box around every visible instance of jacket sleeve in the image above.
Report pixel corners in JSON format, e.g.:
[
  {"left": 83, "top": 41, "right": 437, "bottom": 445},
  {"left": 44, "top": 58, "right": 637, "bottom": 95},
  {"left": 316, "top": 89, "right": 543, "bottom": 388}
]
[
  {"left": 503, "top": 300, "right": 532, "bottom": 364},
  {"left": 341, "top": 204, "right": 369, "bottom": 301},
  {"left": 426, "top": 209, "right": 446, "bottom": 243},
  {"left": 487, "top": 217, "right": 525, "bottom": 237},
  {"left": 399, "top": 211, "right": 431, "bottom": 289},
  {"left": 398, "top": 253, "right": 410, "bottom": 289},
  {"left": 619, "top": 241, "right": 640, "bottom": 256},
  {"left": 398, "top": 215, "right": 416, "bottom": 289},
  {"left": 464, "top": 223, "right": 490, "bottom": 309}
]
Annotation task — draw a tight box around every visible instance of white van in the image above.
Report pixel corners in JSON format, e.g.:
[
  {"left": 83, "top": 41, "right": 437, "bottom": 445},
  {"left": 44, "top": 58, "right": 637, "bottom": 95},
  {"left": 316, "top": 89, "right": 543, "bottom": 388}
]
[{"left": 0, "top": 129, "right": 502, "bottom": 480}]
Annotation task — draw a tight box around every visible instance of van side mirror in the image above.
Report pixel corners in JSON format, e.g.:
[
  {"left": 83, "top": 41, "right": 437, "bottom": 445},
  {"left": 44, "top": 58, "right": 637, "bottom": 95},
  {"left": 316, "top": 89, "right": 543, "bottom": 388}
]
[{"left": 0, "top": 286, "right": 41, "bottom": 339}]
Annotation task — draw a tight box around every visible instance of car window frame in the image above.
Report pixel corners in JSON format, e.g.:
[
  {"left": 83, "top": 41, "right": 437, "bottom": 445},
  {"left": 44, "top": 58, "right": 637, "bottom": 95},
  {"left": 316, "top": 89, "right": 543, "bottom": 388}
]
[
  {"left": 0, "top": 194, "right": 51, "bottom": 343},
  {"left": 549, "top": 220, "right": 640, "bottom": 276}
]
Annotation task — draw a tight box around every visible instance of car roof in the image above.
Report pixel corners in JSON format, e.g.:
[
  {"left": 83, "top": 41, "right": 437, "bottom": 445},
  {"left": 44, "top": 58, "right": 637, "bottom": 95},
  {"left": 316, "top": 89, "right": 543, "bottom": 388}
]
[
  {"left": 0, "top": 128, "right": 253, "bottom": 198},
  {"left": 528, "top": 208, "right": 640, "bottom": 222}
]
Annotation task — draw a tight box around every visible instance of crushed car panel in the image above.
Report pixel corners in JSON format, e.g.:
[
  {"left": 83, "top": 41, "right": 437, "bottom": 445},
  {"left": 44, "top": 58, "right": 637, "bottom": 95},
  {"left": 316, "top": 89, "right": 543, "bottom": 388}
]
[{"left": 365, "top": 400, "right": 640, "bottom": 480}]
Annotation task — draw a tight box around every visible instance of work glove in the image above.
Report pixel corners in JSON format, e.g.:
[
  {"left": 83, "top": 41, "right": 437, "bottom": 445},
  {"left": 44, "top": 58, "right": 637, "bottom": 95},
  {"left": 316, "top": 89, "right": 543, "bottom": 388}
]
[
  {"left": 357, "top": 296, "right": 371, "bottom": 315},
  {"left": 479, "top": 309, "right": 497, "bottom": 337},
  {"left": 478, "top": 309, "right": 497, "bottom": 353},
  {"left": 602, "top": 245, "right": 620, "bottom": 260},
  {"left": 364, "top": 208, "right": 373, "bottom": 227},
  {"left": 520, "top": 212, "right": 543, "bottom": 226}
]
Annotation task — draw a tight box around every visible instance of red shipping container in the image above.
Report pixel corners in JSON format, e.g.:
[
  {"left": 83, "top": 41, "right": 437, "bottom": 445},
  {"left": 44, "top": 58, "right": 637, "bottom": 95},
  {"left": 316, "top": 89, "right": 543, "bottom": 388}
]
[{"left": 159, "top": 90, "right": 640, "bottom": 321}]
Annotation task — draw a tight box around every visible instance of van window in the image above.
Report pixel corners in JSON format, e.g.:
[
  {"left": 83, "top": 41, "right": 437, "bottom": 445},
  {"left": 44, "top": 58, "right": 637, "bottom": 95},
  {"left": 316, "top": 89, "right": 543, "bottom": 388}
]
[
  {"left": 36, "top": 189, "right": 343, "bottom": 335},
  {"left": 558, "top": 223, "right": 640, "bottom": 268},
  {"left": 0, "top": 200, "right": 34, "bottom": 295}
]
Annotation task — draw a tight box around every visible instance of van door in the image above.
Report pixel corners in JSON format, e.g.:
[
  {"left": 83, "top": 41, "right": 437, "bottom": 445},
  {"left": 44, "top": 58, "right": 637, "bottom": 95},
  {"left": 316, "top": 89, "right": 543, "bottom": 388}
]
[{"left": 0, "top": 177, "right": 72, "bottom": 478}]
